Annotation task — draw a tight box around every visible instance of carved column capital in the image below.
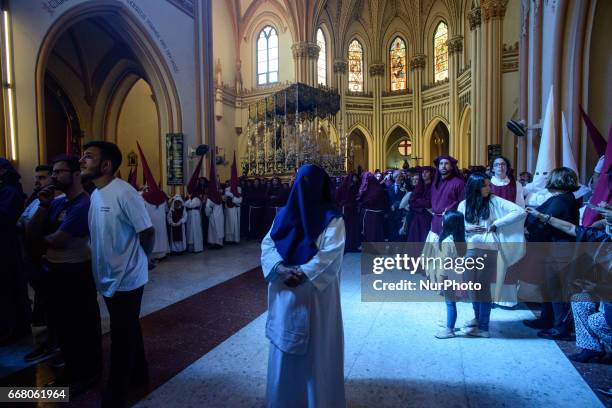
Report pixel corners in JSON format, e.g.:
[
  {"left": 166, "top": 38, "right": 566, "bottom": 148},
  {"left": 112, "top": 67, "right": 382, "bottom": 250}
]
[
  {"left": 481, "top": 0, "right": 509, "bottom": 21},
  {"left": 291, "top": 42, "right": 320, "bottom": 59},
  {"left": 447, "top": 36, "right": 464, "bottom": 54},
  {"left": 409, "top": 54, "right": 426, "bottom": 71},
  {"left": 468, "top": 7, "right": 482, "bottom": 30},
  {"left": 369, "top": 63, "right": 385, "bottom": 77},
  {"left": 333, "top": 59, "right": 348, "bottom": 74}
]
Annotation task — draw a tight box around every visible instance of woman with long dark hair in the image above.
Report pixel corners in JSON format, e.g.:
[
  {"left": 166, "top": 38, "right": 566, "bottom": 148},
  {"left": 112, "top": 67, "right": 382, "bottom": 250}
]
[{"left": 457, "top": 173, "right": 526, "bottom": 337}]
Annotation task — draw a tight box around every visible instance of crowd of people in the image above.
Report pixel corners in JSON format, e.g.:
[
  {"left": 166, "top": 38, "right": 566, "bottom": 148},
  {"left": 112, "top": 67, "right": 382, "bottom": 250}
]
[{"left": 1, "top": 140, "right": 611, "bottom": 407}]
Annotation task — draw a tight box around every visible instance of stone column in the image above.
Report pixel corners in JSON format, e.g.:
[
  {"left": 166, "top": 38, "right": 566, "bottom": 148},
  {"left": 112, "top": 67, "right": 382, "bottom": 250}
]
[
  {"left": 526, "top": 0, "right": 542, "bottom": 172},
  {"left": 410, "top": 54, "right": 426, "bottom": 166},
  {"left": 334, "top": 59, "right": 348, "bottom": 165},
  {"left": 481, "top": 0, "right": 508, "bottom": 158},
  {"left": 369, "top": 63, "right": 385, "bottom": 169},
  {"left": 469, "top": 6, "right": 483, "bottom": 166},
  {"left": 291, "top": 42, "right": 320, "bottom": 86},
  {"left": 447, "top": 35, "right": 463, "bottom": 165}
]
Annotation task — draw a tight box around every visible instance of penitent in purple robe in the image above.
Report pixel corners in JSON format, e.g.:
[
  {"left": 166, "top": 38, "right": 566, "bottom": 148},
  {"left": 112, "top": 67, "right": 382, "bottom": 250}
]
[
  {"left": 406, "top": 181, "right": 432, "bottom": 242},
  {"left": 358, "top": 173, "right": 389, "bottom": 243},
  {"left": 336, "top": 174, "right": 360, "bottom": 252},
  {"left": 430, "top": 176, "right": 465, "bottom": 234}
]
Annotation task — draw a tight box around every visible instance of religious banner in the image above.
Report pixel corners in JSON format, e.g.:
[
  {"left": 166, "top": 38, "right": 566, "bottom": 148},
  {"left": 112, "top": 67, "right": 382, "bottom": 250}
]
[{"left": 166, "top": 133, "right": 184, "bottom": 185}]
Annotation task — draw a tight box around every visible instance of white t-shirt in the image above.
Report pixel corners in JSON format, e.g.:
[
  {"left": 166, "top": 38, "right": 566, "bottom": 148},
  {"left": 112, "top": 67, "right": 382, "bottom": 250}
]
[{"left": 88, "top": 178, "right": 152, "bottom": 297}]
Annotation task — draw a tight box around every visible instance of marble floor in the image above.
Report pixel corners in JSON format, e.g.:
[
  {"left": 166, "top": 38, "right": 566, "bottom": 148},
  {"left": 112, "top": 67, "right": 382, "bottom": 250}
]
[
  {"left": 135, "top": 254, "right": 604, "bottom": 408},
  {"left": 0, "top": 243, "right": 609, "bottom": 407}
]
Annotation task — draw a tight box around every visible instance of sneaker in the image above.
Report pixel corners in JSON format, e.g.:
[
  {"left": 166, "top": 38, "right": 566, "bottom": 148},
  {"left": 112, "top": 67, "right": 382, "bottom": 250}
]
[
  {"left": 435, "top": 328, "right": 456, "bottom": 339},
  {"left": 537, "top": 328, "right": 574, "bottom": 341},
  {"left": 463, "top": 327, "right": 490, "bottom": 338},
  {"left": 463, "top": 318, "right": 478, "bottom": 328},
  {"left": 568, "top": 348, "right": 605, "bottom": 363},
  {"left": 24, "top": 345, "right": 59, "bottom": 362},
  {"left": 523, "top": 318, "right": 553, "bottom": 330}
]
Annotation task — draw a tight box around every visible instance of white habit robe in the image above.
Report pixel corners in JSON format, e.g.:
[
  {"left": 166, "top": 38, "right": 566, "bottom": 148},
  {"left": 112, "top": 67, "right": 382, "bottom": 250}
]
[
  {"left": 223, "top": 186, "right": 243, "bottom": 243},
  {"left": 457, "top": 196, "right": 526, "bottom": 302},
  {"left": 144, "top": 201, "right": 170, "bottom": 259},
  {"left": 167, "top": 198, "right": 188, "bottom": 253},
  {"left": 490, "top": 176, "right": 524, "bottom": 307},
  {"left": 261, "top": 217, "right": 346, "bottom": 408},
  {"left": 205, "top": 198, "right": 224, "bottom": 246},
  {"left": 185, "top": 197, "right": 204, "bottom": 252}
]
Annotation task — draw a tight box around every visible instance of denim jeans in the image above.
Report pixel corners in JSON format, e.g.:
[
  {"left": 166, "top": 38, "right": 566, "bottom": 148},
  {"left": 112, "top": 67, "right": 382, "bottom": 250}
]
[
  {"left": 444, "top": 287, "right": 457, "bottom": 329},
  {"left": 464, "top": 248, "right": 497, "bottom": 331}
]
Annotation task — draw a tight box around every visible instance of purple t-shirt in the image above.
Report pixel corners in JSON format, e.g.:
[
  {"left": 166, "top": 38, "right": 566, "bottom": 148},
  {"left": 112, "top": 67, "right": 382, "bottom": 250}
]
[{"left": 45, "top": 192, "right": 91, "bottom": 263}]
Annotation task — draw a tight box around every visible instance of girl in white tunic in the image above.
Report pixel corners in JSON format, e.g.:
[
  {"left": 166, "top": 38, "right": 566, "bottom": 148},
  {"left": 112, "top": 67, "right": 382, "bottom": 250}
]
[
  {"left": 185, "top": 195, "right": 204, "bottom": 252},
  {"left": 261, "top": 164, "right": 346, "bottom": 408}
]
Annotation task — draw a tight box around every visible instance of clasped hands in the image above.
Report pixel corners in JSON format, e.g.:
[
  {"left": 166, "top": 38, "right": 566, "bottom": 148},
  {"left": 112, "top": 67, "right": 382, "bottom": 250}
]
[
  {"left": 276, "top": 263, "right": 306, "bottom": 288},
  {"left": 466, "top": 224, "right": 496, "bottom": 234}
]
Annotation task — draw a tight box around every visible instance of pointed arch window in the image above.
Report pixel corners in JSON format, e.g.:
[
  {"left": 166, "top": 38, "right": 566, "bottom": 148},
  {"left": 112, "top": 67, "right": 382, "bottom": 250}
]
[
  {"left": 317, "top": 28, "right": 327, "bottom": 86},
  {"left": 348, "top": 39, "right": 364, "bottom": 92},
  {"left": 433, "top": 21, "right": 448, "bottom": 82},
  {"left": 389, "top": 36, "right": 407, "bottom": 91},
  {"left": 257, "top": 26, "right": 278, "bottom": 85}
]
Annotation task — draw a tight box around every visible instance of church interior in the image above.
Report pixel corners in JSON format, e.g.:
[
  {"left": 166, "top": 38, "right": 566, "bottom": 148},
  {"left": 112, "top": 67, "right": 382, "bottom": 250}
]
[{"left": 1, "top": 0, "right": 611, "bottom": 407}]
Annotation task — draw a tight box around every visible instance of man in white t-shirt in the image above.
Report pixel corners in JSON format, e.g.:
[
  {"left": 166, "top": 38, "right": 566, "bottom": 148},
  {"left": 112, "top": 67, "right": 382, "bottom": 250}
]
[{"left": 80, "top": 141, "right": 155, "bottom": 408}]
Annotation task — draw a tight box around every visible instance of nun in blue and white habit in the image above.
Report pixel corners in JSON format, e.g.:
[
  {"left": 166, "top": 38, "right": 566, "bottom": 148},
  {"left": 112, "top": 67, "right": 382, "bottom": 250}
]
[{"left": 261, "top": 164, "right": 346, "bottom": 408}]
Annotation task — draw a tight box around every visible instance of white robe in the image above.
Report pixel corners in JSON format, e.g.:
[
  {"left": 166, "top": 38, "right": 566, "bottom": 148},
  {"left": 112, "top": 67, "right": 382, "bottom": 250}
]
[
  {"left": 261, "top": 217, "right": 346, "bottom": 408},
  {"left": 145, "top": 201, "right": 170, "bottom": 259},
  {"left": 185, "top": 197, "right": 204, "bottom": 252},
  {"left": 490, "top": 177, "right": 524, "bottom": 307},
  {"left": 223, "top": 187, "right": 243, "bottom": 243},
  {"left": 205, "top": 198, "right": 224, "bottom": 246},
  {"left": 457, "top": 196, "right": 526, "bottom": 301},
  {"left": 167, "top": 205, "right": 187, "bottom": 253}
]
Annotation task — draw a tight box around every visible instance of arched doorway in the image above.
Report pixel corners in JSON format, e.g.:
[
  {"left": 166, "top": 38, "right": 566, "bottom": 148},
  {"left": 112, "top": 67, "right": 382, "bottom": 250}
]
[
  {"left": 348, "top": 128, "right": 369, "bottom": 172},
  {"left": 429, "top": 122, "right": 449, "bottom": 161},
  {"left": 44, "top": 75, "right": 81, "bottom": 162},
  {"left": 116, "top": 78, "right": 161, "bottom": 183},
  {"left": 36, "top": 2, "right": 181, "bottom": 187},
  {"left": 385, "top": 126, "right": 412, "bottom": 169}
]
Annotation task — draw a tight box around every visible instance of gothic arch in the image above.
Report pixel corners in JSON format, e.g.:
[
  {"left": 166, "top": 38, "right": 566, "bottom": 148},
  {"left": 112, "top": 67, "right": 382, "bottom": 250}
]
[
  {"left": 423, "top": 116, "right": 450, "bottom": 165},
  {"left": 459, "top": 105, "right": 471, "bottom": 167},
  {"left": 347, "top": 122, "right": 374, "bottom": 170},
  {"left": 383, "top": 122, "right": 412, "bottom": 150},
  {"left": 35, "top": 0, "right": 181, "bottom": 168},
  {"left": 241, "top": 1, "right": 294, "bottom": 43}
]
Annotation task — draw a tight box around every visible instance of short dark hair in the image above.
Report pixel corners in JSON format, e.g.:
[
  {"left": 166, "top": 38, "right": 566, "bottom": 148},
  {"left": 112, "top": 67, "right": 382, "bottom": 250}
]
[
  {"left": 546, "top": 167, "right": 579, "bottom": 192},
  {"left": 52, "top": 155, "right": 81, "bottom": 172},
  {"left": 83, "top": 141, "right": 122, "bottom": 172},
  {"left": 35, "top": 164, "right": 52, "bottom": 174}
]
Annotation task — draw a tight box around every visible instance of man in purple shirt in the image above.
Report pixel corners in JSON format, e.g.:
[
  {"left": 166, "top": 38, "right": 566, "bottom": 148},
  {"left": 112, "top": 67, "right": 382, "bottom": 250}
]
[
  {"left": 26, "top": 155, "right": 101, "bottom": 394},
  {"left": 429, "top": 156, "right": 465, "bottom": 235}
]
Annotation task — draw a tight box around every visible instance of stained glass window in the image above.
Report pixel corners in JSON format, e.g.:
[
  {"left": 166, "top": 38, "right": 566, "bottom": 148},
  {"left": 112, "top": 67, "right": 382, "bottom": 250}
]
[
  {"left": 257, "top": 26, "right": 278, "bottom": 85},
  {"left": 434, "top": 21, "right": 448, "bottom": 82},
  {"left": 397, "top": 139, "right": 412, "bottom": 156},
  {"left": 317, "top": 28, "right": 327, "bottom": 86},
  {"left": 389, "top": 37, "right": 407, "bottom": 91},
  {"left": 348, "top": 39, "right": 363, "bottom": 92}
]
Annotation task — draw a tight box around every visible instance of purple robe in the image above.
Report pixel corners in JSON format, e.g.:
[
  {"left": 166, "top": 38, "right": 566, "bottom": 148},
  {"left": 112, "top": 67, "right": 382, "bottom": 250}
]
[
  {"left": 336, "top": 174, "right": 360, "bottom": 252},
  {"left": 407, "top": 182, "right": 432, "bottom": 242},
  {"left": 358, "top": 173, "right": 388, "bottom": 242},
  {"left": 490, "top": 178, "right": 517, "bottom": 202},
  {"left": 430, "top": 176, "right": 465, "bottom": 234}
]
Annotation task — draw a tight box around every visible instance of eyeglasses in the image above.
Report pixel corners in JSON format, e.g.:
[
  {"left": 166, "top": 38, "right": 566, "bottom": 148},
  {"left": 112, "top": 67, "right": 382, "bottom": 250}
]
[
  {"left": 493, "top": 163, "right": 507, "bottom": 167},
  {"left": 51, "top": 169, "right": 72, "bottom": 176}
]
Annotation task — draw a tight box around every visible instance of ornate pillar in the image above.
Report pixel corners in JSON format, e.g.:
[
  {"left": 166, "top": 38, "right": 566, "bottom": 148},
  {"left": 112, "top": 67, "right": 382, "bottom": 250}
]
[
  {"left": 410, "top": 54, "right": 426, "bottom": 166},
  {"left": 291, "top": 42, "right": 320, "bottom": 86},
  {"left": 447, "top": 35, "right": 463, "bottom": 165},
  {"left": 334, "top": 59, "right": 348, "bottom": 165},
  {"left": 469, "top": 6, "right": 483, "bottom": 166},
  {"left": 526, "top": 0, "right": 542, "bottom": 172},
  {"left": 517, "top": 0, "right": 529, "bottom": 172},
  {"left": 481, "top": 0, "right": 508, "bottom": 157},
  {"left": 369, "top": 63, "right": 385, "bottom": 169}
]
